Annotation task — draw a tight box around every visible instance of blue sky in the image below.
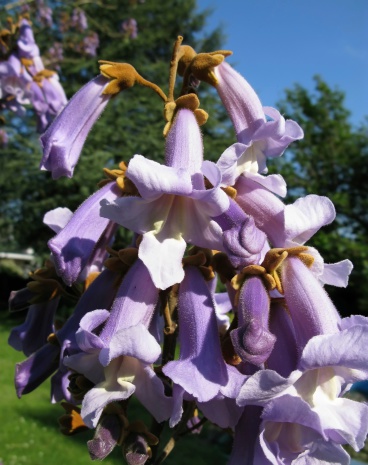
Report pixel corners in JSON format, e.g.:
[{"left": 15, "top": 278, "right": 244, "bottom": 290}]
[{"left": 197, "top": 0, "right": 368, "bottom": 126}]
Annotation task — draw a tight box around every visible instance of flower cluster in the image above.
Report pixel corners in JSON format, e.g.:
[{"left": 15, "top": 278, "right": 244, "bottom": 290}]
[
  {"left": 0, "top": 16, "right": 67, "bottom": 132},
  {"left": 9, "top": 37, "right": 368, "bottom": 465},
  {"left": 121, "top": 18, "right": 138, "bottom": 40}
]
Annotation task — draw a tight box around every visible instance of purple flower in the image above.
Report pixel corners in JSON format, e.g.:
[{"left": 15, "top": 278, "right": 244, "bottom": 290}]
[
  {"left": 40, "top": 75, "right": 110, "bottom": 178},
  {"left": 121, "top": 19, "right": 138, "bottom": 40},
  {"left": 8, "top": 298, "right": 59, "bottom": 356},
  {"left": 83, "top": 32, "right": 100, "bottom": 57},
  {"left": 64, "top": 259, "right": 173, "bottom": 428},
  {"left": 237, "top": 317, "right": 368, "bottom": 463},
  {"left": 15, "top": 269, "right": 117, "bottom": 398},
  {"left": 214, "top": 198, "right": 267, "bottom": 269},
  {"left": 215, "top": 62, "right": 303, "bottom": 184},
  {"left": 71, "top": 8, "right": 88, "bottom": 31},
  {"left": 231, "top": 276, "right": 276, "bottom": 366},
  {"left": 48, "top": 181, "right": 120, "bottom": 285},
  {"left": 30, "top": 73, "right": 67, "bottom": 132},
  {"left": 163, "top": 266, "right": 243, "bottom": 403},
  {"left": 282, "top": 256, "right": 341, "bottom": 350},
  {"left": 101, "top": 109, "right": 229, "bottom": 289},
  {"left": 17, "top": 19, "right": 40, "bottom": 60}
]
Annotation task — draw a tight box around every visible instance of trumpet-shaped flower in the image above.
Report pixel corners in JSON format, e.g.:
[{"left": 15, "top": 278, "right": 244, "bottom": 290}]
[
  {"left": 48, "top": 181, "right": 120, "bottom": 285},
  {"left": 101, "top": 109, "right": 230, "bottom": 289},
  {"left": 214, "top": 62, "right": 303, "bottom": 186},
  {"left": 163, "top": 266, "right": 243, "bottom": 403},
  {"left": 237, "top": 317, "right": 368, "bottom": 464},
  {"left": 40, "top": 74, "right": 111, "bottom": 178},
  {"left": 64, "top": 259, "right": 173, "bottom": 427}
]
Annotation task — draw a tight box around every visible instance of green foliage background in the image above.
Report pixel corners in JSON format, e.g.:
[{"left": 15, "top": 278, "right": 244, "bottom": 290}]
[{"left": 272, "top": 76, "right": 368, "bottom": 317}]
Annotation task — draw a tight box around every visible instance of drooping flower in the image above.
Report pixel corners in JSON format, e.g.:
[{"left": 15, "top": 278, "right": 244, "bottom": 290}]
[
  {"left": 40, "top": 74, "right": 111, "bottom": 178},
  {"left": 230, "top": 276, "right": 276, "bottom": 366},
  {"left": 40, "top": 61, "right": 163, "bottom": 178},
  {"left": 237, "top": 317, "right": 368, "bottom": 464},
  {"left": 47, "top": 181, "right": 120, "bottom": 285},
  {"left": 64, "top": 258, "right": 173, "bottom": 428},
  {"left": 101, "top": 109, "right": 230, "bottom": 289},
  {"left": 163, "top": 265, "right": 243, "bottom": 403},
  {"left": 30, "top": 71, "right": 67, "bottom": 132},
  {"left": 214, "top": 62, "right": 303, "bottom": 186},
  {"left": 8, "top": 298, "right": 59, "bottom": 356}
]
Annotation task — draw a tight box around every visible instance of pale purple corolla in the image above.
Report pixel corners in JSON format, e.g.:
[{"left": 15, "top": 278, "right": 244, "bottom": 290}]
[
  {"left": 237, "top": 317, "right": 368, "bottom": 464},
  {"left": 282, "top": 256, "right": 341, "bottom": 352},
  {"left": 163, "top": 266, "right": 243, "bottom": 404},
  {"left": 64, "top": 259, "right": 173, "bottom": 428},
  {"left": 0, "top": 54, "right": 32, "bottom": 115},
  {"left": 47, "top": 181, "right": 120, "bottom": 286},
  {"left": 235, "top": 179, "right": 353, "bottom": 286},
  {"left": 231, "top": 276, "right": 276, "bottom": 366},
  {"left": 30, "top": 74, "right": 68, "bottom": 132},
  {"left": 101, "top": 109, "right": 230, "bottom": 290},
  {"left": 17, "top": 19, "right": 44, "bottom": 73},
  {"left": 40, "top": 74, "right": 111, "bottom": 178},
  {"left": 213, "top": 197, "right": 267, "bottom": 269},
  {"left": 214, "top": 62, "right": 303, "bottom": 187}
]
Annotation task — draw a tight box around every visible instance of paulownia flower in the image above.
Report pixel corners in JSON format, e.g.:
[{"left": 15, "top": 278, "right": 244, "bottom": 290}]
[
  {"left": 237, "top": 317, "right": 368, "bottom": 464},
  {"left": 214, "top": 62, "right": 303, "bottom": 188},
  {"left": 163, "top": 266, "right": 243, "bottom": 403},
  {"left": 47, "top": 182, "right": 120, "bottom": 286},
  {"left": 101, "top": 109, "right": 229, "bottom": 289},
  {"left": 40, "top": 74, "right": 111, "bottom": 178}
]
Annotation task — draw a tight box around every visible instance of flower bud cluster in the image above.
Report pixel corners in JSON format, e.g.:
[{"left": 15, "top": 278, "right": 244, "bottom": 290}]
[{"left": 9, "top": 37, "right": 368, "bottom": 465}]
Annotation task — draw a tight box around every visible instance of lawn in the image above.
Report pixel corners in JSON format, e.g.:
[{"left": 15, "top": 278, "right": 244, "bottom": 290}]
[{"left": 0, "top": 312, "right": 230, "bottom": 465}]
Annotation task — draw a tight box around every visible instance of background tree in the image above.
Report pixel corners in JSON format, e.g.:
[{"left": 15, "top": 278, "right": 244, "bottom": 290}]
[{"left": 272, "top": 75, "right": 368, "bottom": 316}]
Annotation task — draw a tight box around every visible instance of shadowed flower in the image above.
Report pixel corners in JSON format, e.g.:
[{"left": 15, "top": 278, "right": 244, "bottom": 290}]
[
  {"left": 238, "top": 317, "right": 368, "bottom": 463},
  {"left": 163, "top": 266, "right": 243, "bottom": 403},
  {"left": 47, "top": 182, "right": 120, "bottom": 285}
]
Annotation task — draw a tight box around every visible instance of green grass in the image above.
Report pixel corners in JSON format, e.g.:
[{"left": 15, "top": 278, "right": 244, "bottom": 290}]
[{"left": 0, "top": 313, "right": 230, "bottom": 465}]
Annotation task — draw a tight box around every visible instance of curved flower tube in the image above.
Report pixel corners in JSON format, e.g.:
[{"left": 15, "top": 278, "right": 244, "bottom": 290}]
[
  {"left": 8, "top": 298, "right": 59, "bottom": 356},
  {"left": 40, "top": 74, "right": 111, "bottom": 178},
  {"left": 15, "top": 269, "right": 117, "bottom": 398},
  {"left": 48, "top": 182, "right": 120, "bottom": 286},
  {"left": 214, "top": 62, "right": 303, "bottom": 182},
  {"left": 231, "top": 276, "right": 276, "bottom": 366},
  {"left": 163, "top": 266, "right": 243, "bottom": 403}
]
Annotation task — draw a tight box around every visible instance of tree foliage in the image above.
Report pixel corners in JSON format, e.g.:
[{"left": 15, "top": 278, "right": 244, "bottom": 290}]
[{"left": 273, "top": 76, "right": 368, "bottom": 316}]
